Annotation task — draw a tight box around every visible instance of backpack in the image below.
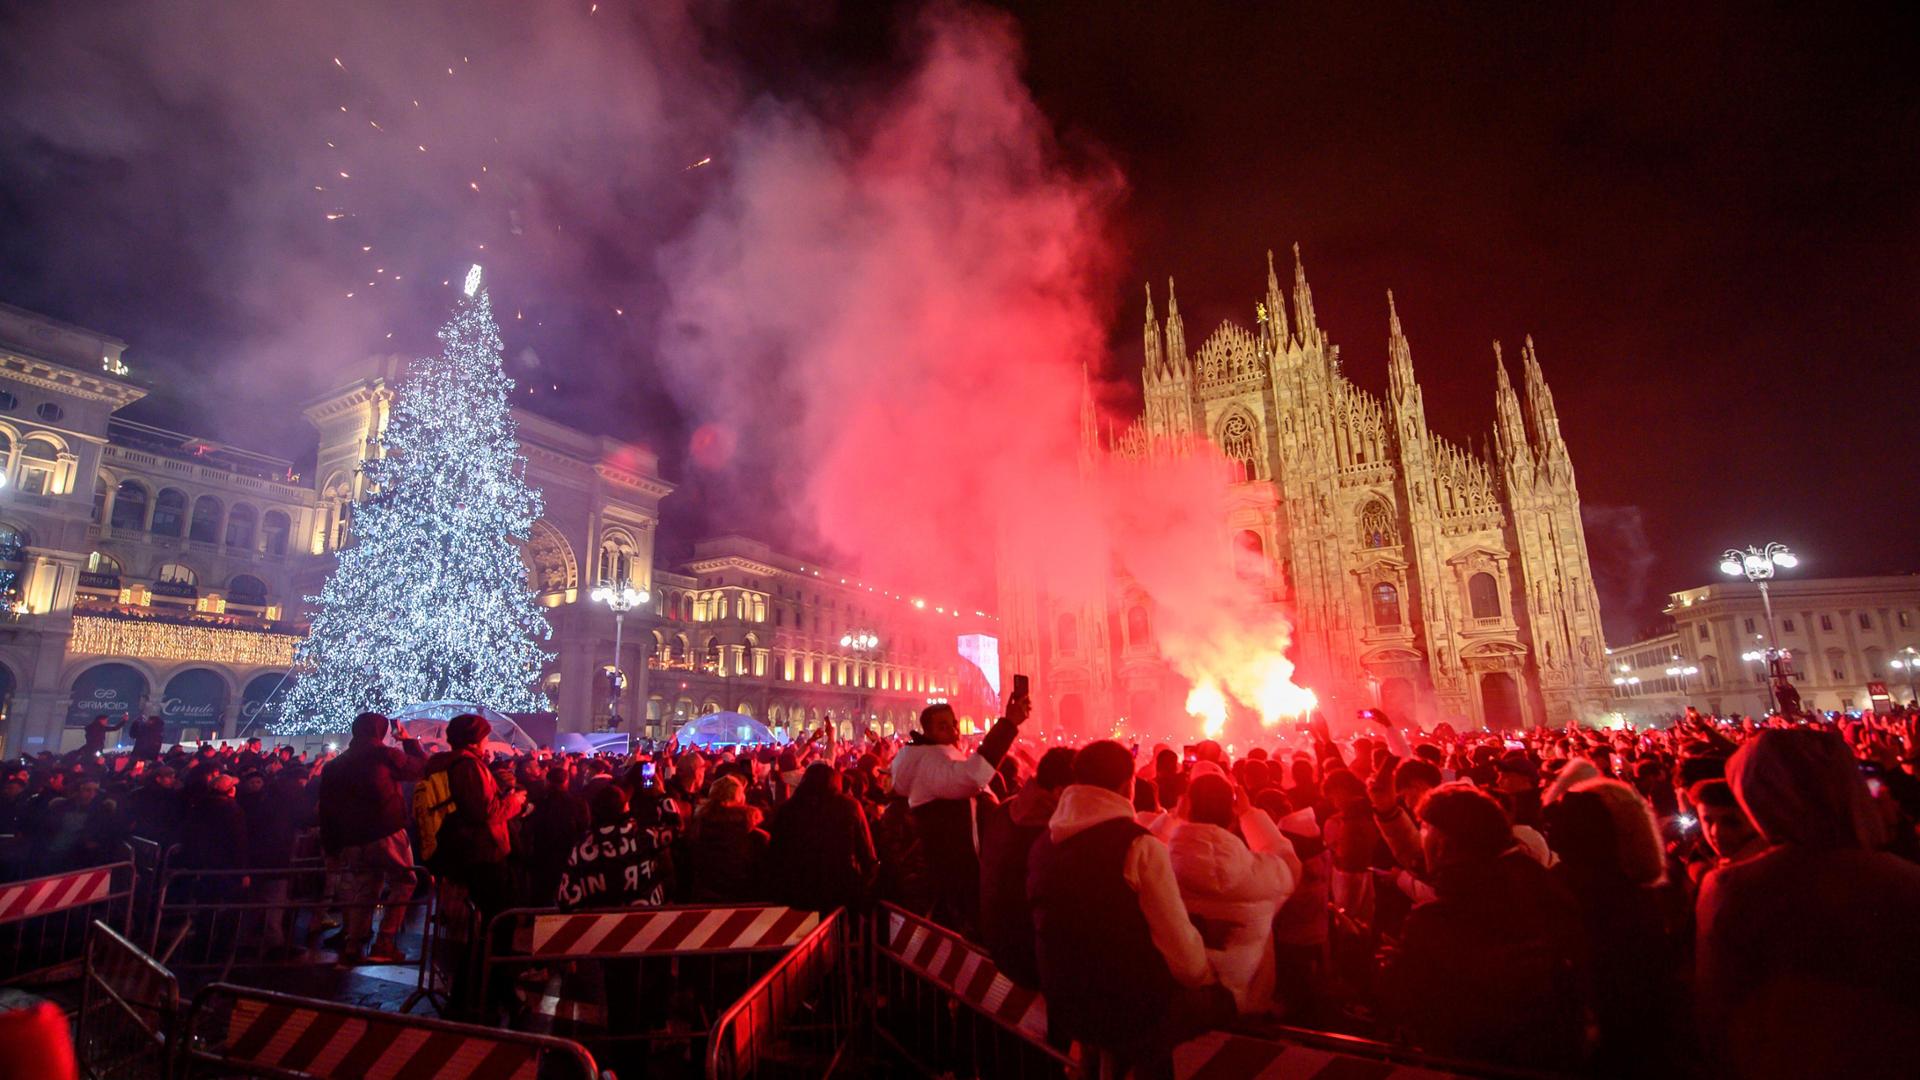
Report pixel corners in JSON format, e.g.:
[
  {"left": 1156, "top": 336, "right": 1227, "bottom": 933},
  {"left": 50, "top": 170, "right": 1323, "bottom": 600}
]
[{"left": 412, "top": 769, "right": 457, "bottom": 863}]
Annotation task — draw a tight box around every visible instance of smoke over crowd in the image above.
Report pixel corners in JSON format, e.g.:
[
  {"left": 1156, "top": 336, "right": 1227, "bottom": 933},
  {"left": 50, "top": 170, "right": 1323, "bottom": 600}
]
[{"left": 0, "top": 0, "right": 1311, "bottom": 737}]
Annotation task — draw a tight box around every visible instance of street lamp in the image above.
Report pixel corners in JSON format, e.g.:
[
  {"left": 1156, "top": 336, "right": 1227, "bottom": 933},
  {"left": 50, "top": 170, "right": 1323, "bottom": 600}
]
[
  {"left": 1890, "top": 646, "right": 1920, "bottom": 704},
  {"left": 1666, "top": 663, "right": 1698, "bottom": 700},
  {"left": 591, "top": 582, "right": 648, "bottom": 732},
  {"left": 1722, "top": 543, "right": 1798, "bottom": 713},
  {"left": 840, "top": 629, "right": 881, "bottom": 736}
]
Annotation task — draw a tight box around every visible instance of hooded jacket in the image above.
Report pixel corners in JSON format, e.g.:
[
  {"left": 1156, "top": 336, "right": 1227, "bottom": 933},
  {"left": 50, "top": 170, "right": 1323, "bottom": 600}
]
[
  {"left": 977, "top": 779, "right": 1060, "bottom": 987},
  {"left": 1040, "top": 784, "right": 1211, "bottom": 987},
  {"left": 1167, "top": 808, "right": 1300, "bottom": 1013}
]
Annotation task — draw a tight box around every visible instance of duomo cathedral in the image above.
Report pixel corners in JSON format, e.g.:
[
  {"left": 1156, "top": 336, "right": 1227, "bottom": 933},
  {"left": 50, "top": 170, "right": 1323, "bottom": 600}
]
[{"left": 999, "top": 246, "right": 1614, "bottom": 731}]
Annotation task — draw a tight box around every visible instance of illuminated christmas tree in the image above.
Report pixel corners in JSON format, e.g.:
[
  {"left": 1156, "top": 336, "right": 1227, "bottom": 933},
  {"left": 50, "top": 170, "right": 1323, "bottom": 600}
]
[{"left": 278, "top": 266, "right": 552, "bottom": 733}]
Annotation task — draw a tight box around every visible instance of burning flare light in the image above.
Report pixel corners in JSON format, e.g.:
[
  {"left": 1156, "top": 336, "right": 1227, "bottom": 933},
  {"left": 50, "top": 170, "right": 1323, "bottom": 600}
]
[{"left": 1186, "top": 681, "right": 1228, "bottom": 738}]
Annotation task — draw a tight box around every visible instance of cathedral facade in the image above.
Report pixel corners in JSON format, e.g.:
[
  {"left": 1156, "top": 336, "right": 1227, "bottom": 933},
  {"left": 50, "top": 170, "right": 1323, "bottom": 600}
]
[{"left": 999, "top": 246, "right": 1614, "bottom": 733}]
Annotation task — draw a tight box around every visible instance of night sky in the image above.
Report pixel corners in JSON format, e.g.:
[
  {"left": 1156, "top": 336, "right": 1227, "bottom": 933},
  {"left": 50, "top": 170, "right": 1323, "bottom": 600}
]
[{"left": 0, "top": 1, "right": 1914, "bottom": 642}]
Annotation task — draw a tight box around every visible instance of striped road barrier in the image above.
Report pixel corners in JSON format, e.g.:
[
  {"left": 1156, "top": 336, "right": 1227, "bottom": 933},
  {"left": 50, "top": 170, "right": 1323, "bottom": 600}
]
[
  {"left": 0, "top": 858, "right": 133, "bottom": 985},
  {"left": 870, "top": 903, "right": 1075, "bottom": 1078},
  {"left": 173, "top": 982, "right": 600, "bottom": 1080},
  {"left": 707, "top": 908, "right": 852, "bottom": 1079}
]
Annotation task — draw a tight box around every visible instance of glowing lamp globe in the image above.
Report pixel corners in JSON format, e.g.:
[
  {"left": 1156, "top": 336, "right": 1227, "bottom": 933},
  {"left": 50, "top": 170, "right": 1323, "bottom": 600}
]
[
  {"left": 1719, "top": 559, "right": 1742, "bottom": 576},
  {"left": 1772, "top": 551, "right": 1797, "bottom": 568}
]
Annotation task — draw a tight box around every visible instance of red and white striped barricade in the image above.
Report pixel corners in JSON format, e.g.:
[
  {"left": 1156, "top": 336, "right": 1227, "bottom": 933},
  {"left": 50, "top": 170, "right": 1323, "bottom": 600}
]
[
  {"left": 1173, "top": 1030, "right": 1504, "bottom": 1080},
  {"left": 78, "top": 918, "right": 180, "bottom": 1080},
  {"left": 0, "top": 859, "right": 133, "bottom": 985},
  {"left": 481, "top": 904, "right": 823, "bottom": 1051},
  {"left": 706, "top": 908, "right": 853, "bottom": 1080},
  {"left": 173, "top": 982, "right": 600, "bottom": 1080},
  {"left": 871, "top": 902, "right": 1076, "bottom": 1077}
]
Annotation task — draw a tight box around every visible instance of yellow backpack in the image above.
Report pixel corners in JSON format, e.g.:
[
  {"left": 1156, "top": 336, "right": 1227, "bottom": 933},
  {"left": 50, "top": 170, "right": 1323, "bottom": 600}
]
[{"left": 412, "top": 769, "right": 457, "bottom": 863}]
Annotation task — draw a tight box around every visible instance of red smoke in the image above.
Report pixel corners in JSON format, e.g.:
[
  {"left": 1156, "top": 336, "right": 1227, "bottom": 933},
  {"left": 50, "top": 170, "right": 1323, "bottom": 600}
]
[{"left": 659, "top": 3, "right": 1310, "bottom": 738}]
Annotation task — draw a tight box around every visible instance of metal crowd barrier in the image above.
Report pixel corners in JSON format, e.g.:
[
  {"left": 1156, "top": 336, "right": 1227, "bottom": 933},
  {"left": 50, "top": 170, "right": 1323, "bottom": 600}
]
[
  {"left": 126, "top": 835, "right": 181, "bottom": 947},
  {"left": 870, "top": 902, "right": 1076, "bottom": 1078},
  {"left": 706, "top": 908, "right": 853, "bottom": 1079},
  {"left": 78, "top": 918, "right": 180, "bottom": 1080},
  {"left": 481, "top": 903, "right": 824, "bottom": 1055},
  {"left": 149, "top": 863, "right": 433, "bottom": 985},
  {"left": 172, "top": 981, "right": 602, "bottom": 1080},
  {"left": 0, "top": 857, "right": 134, "bottom": 985}
]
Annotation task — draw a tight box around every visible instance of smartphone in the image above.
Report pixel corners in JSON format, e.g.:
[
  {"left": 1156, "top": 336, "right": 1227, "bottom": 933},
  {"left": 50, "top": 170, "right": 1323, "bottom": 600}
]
[
  {"left": 1012, "top": 673, "right": 1030, "bottom": 702},
  {"left": 1504, "top": 739, "right": 1525, "bottom": 750},
  {"left": 1182, "top": 743, "right": 1199, "bottom": 763},
  {"left": 1357, "top": 708, "right": 1378, "bottom": 720},
  {"left": 641, "top": 761, "right": 657, "bottom": 780}
]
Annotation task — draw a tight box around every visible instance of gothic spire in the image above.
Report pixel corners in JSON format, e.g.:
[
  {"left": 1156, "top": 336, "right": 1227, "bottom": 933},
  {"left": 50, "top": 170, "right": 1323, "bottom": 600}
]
[
  {"left": 1291, "top": 242, "right": 1319, "bottom": 346},
  {"left": 1165, "top": 276, "right": 1188, "bottom": 374},
  {"left": 1142, "top": 281, "right": 1163, "bottom": 382},
  {"left": 1492, "top": 340, "right": 1531, "bottom": 475},
  {"left": 1079, "top": 360, "right": 1100, "bottom": 465},
  {"left": 1264, "top": 248, "right": 1289, "bottom": 346},
  {"left": 1386, "top": 289, "right": 1415, "bottom": 401},
  {"left": 1520, "top": 334, "right": 1570, "bottom": 467}
]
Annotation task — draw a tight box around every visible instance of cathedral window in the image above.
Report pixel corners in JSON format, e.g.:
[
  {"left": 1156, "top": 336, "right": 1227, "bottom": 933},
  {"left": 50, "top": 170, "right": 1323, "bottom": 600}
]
[
  {"left": 1219, "top": 413, "right": 1260, "bottom": 483},
  {"left": 1468, "top": 572, "right": 1502, "bottom": 620},
  {"left": 1056, "top": 612, "right": 1078, "bottom": 655},
  {"left": 1371, "top": 582, "right": 1401, "bottom": 627},
  {"left": 1126, "top": 605, "right": 1151, "bottom": 645},
  {"left": 1359, "top": 500, "right": 1396, "bottom": 548}
]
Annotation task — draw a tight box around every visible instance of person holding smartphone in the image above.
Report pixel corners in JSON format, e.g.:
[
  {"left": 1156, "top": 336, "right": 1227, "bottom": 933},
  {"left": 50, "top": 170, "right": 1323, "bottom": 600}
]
[{"left": 890, "top": 679, "right": 1032, "bottom": 934}]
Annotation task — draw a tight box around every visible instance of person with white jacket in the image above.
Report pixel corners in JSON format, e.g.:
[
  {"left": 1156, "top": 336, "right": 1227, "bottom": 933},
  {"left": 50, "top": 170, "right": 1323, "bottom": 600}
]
[{"left": 1167, "top": 773, "right": 1301, "bottom": 1014}]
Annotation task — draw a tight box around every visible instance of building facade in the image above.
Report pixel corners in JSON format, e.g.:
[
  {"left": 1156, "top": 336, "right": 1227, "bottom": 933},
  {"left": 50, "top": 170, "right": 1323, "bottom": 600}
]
[
  {"left": 639, "top": 536, "right": 997, "bottom": 742},
  {"left": 1609, "top": 575, "right": 1920, "bottom": 719},
  {"left": 1000, "top": 247, "right": 1615, "bottom": 733},
  {"left": 0, "top": 302, "right": 991, "bottom": 752}
]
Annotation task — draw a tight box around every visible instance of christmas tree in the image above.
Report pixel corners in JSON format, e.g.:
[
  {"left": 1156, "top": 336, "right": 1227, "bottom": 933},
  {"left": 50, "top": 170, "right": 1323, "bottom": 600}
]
[{"left": 277, "top": 266, "right": 553, "bottom": 733}]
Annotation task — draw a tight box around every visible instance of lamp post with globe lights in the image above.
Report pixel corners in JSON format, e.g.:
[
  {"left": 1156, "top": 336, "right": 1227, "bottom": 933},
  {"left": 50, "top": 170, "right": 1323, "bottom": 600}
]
[
  {"left": 839, "top": 629, "right": 881, "bottom": 736},
  {"left": 591, "top": 582, "right": 648, "bottom": 732},
  {"left": 1890, "top": 646, "right": 1920, "bottom": 705},
  {"left": 1722, "top": 543, "right": 1799, "bottom": 714},
  {"left": 1666, "top": 662, "right": 1699, "bottom": 702}
]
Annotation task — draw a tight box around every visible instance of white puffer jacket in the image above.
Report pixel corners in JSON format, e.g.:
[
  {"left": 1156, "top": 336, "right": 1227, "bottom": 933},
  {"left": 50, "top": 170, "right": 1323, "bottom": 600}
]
[{"left": 1167, "top": 809, "right": 1300, "bottom": 1014}]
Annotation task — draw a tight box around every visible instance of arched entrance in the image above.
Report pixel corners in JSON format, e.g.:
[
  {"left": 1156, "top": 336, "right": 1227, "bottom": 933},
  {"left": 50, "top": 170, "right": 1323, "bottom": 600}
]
[
  {"left": 1480, "top": 672, "right": 1523, "bottom": 730},
  {"left": 162, "top": 668, "right": 231, "bottom": 742},
  {"left": 239, "top": 673, "right": 291, "bottom": 737},
  {"left": 67, "top": 663, "right": 148, "bottom": 733}
]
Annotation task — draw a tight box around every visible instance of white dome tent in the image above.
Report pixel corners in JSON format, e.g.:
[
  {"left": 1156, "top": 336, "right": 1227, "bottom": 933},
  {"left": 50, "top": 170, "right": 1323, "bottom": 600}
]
[
  {"left": 390, "top": 700, "right": 536, "bottom": 755},
  {"left": 672, "top": 711, "right": 779, "bottom": 749}
]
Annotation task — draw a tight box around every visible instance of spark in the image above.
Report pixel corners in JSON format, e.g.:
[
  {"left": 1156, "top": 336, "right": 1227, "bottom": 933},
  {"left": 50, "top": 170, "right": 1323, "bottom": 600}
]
[
  {"left": 325, "top": 141, "right": 335, "bottom": 148},
  {"left": 613, "top": 307, "right": 624, "bottom": 316},
  {"left": 469, "top": 181, "right": 480, "bottom": 191},
  {"left": 333, "top": 57, "right": 343, "bottom": 69},
  {"left": 412, "top": 100, "right": 420, "bottom": 108},
  {"left": 369, "top": 120, "right": 383, "bottom": 131},
  {"left": 346, "top": 292, "right": 355, "bottom": 298},
  {"left": 685, "top": 156, "right": 712, "bottom": 170},
  {"left": 314, "top": 185, "right": 325, "bottom": 191},
  {"left": 339, "top": 171, "right": 350, "bottom": 178},
  {"left": 385, "top": 332, "right": 393, "bottom": 339},
  {"left": 417, "top": 145, "right": 427, "bottom": 152},
  {"left": 361, "top": 245, "right": 372, "bottom": 252},
  {"left": 339, "top": 105, "right": 348, "bottom": 112},
  {"left": 325, "top": 213, "right": 346, "bottom": 221}
]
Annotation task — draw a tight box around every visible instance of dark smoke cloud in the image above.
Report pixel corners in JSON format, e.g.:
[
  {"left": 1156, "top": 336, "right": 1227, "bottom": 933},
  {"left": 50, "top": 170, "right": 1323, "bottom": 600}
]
[{"left": 0, "top": 0, "right": 732, "bottom": 456}]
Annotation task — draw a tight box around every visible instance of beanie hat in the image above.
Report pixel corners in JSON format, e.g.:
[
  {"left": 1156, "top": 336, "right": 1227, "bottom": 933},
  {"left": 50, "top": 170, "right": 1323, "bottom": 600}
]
[
  {"left": 448, "top": 713, "right": 491, "bottom": 748},
  {"left": 351, "top": 712, "right": 390, "bottom": 742}
]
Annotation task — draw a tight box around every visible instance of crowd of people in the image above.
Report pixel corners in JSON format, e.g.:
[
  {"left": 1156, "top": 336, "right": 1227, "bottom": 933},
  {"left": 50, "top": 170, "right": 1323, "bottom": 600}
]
[{"left": 5, "top": 698, "right": 1919, "bottom": 1078}]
